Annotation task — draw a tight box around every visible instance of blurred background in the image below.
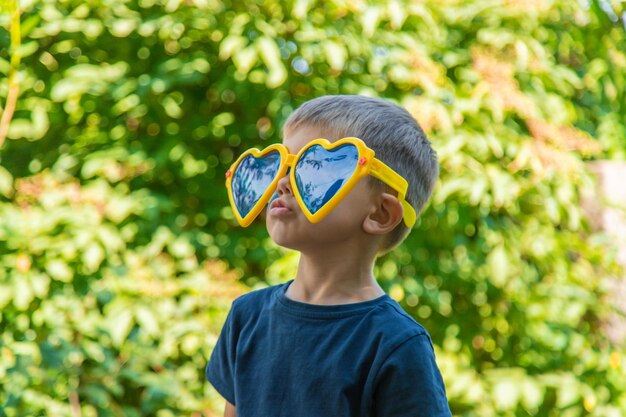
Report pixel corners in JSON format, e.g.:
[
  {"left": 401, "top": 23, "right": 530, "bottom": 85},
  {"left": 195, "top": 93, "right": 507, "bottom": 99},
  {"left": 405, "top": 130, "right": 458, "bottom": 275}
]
[{"left": 1, "top": 0, "right": 626, "bottom": 416}]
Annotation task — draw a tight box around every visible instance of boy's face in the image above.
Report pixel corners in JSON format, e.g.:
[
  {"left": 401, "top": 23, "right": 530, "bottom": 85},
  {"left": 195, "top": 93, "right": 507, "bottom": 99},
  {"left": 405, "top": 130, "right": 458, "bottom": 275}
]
[{"left": 264, "top": 124, "right": 382, "bottom": 253}]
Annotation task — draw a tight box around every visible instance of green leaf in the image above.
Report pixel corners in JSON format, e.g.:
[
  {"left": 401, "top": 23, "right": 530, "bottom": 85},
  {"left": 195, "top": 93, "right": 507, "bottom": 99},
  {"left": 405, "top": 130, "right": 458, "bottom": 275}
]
[
  {"left": 521, "top": 378, "right": 545, "bottom": 410},
  {"left": 13, "top": 275, "right": 33, "bottom": 310},
  {"left": 257, "top": 36, "right": 286, "bottom": 88},
  {"left": 292, "top": 0, "right": 312, "bottom": 20},
  {"left": 45, "top": 259, "right": 73, "bottom": 282},
  {"left": 487, "top": 245, "right": 509, "bottom": 287},
  {"left": 109, "top": 309, "right": 134, "bottom": 347},
  {"left": 30, "top": 273, "right": 50, "bottom": 298},
  {"left": 493, "top": 378, "right": 520, "bottom": 410},
  {"left": 0, "top": 165, "right": 13, "bottom": 197},
  {"left": 135, "top": 305, "right": 159, "bottom": 337},
  {"left": 323, "top": 41, "right": 347, "bottom": 71},
  {"left": 83, "top": 243, "right": 105, "bottom": 273},
  {"left": 0, "top": 283, "right": 13, "bottom": 308},
  {"left": 361, "top": 6, "right": 381, "bottom": 38},
  {"left": 232, "top": 45, "right": 258, "bottom": 76}
]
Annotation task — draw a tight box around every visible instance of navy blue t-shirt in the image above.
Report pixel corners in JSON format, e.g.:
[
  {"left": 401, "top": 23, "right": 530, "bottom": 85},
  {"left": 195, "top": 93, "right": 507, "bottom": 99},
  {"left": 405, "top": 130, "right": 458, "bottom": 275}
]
[{"left": 206, "top": 279, "right": 451, "bottom": 417}]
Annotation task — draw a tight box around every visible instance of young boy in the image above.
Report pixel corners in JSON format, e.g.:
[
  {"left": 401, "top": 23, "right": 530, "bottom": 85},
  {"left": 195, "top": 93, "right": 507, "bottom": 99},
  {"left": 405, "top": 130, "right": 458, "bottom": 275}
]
[{"left": 206, "top": 95, "right": 451, "bottom": 417}]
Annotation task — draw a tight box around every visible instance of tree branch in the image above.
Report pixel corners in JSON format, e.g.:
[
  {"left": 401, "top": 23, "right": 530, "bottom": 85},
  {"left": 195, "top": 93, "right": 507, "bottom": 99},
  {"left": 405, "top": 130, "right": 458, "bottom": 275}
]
[{"left": 0, "top": 3, "right": 21, "bottom": 150}]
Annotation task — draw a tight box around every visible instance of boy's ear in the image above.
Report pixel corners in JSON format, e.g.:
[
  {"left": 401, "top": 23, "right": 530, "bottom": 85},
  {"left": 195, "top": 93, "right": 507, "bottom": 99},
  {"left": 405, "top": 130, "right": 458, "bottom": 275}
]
[{"left": 362, "top": 192, "right": 404, "bottom": 235}]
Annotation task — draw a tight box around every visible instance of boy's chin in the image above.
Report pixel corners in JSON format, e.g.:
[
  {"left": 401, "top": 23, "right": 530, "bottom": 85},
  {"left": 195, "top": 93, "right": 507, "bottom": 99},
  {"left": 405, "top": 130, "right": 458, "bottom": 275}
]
[
  {"left": 267, "top": 229, "right": 344, "bottom": 253},
  {"left": 266, "top": 214, "right": 356, "bottom": 249},
  {"left": 266, "top": 227, "right": 301, "bottom": 248},
  {"left": 266, "top": 225, "right": 311, "bottom": 251}
]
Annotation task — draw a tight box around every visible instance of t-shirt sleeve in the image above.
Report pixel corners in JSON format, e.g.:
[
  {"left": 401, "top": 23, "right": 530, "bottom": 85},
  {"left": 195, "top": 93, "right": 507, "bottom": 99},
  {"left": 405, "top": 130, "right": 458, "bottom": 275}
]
[
  {"left": 205, "top": 301, "right": 237, "bottom": 405},
  {"left": 373, "top": 333, "right": 452, "bottom": 417}
]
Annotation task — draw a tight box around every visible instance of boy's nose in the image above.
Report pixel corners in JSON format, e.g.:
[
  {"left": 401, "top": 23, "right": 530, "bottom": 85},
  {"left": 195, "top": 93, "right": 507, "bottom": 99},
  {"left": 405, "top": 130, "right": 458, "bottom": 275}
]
[{"left": 275, "top": 167, "right": 292, "bottom": 196}]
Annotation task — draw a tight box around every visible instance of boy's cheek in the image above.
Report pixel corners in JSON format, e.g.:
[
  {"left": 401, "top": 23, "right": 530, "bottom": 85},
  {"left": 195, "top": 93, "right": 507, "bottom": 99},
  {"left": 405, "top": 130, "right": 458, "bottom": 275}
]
[{"left": 261, "top": 191, "right": 278, "bottom": 221}]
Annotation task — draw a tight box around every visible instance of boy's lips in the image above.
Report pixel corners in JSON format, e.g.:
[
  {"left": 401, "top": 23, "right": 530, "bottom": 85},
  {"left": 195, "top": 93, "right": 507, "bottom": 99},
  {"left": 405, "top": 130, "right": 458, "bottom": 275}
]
[{"left": 270, "top": 199, "right": 294, "bottom": 211}]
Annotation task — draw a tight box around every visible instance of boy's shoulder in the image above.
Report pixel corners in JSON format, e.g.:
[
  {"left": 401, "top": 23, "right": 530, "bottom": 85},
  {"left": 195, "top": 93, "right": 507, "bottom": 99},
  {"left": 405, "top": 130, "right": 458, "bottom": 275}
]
[{"left": 371, "top": 296, "right": 429, "bottom": 339}]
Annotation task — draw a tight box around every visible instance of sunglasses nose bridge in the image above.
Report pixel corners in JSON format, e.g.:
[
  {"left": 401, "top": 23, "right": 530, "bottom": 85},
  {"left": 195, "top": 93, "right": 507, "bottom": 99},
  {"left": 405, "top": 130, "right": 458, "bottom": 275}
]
[
  {"left": 279, "top": 153, "right": 297, "bottom": 180},
  {"left": 284, "top": 153, "right": 297, "bottom": 167}
]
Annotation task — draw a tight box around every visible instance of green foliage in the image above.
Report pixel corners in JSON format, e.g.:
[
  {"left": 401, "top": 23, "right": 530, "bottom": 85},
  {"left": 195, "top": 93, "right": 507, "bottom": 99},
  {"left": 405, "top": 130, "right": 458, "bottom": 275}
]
[
  {"left": 0, "top": 168, "right": 246, "bottom": 416},
  {"left": 1, "top": 0, "right": 625, "bottom": 416}
]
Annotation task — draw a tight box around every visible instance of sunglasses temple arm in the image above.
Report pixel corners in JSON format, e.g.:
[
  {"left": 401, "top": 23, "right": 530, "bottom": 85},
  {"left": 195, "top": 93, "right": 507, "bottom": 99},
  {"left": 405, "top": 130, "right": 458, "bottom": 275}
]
[{"left": 370, "top": 159, "right": 417, "bottom": 228}]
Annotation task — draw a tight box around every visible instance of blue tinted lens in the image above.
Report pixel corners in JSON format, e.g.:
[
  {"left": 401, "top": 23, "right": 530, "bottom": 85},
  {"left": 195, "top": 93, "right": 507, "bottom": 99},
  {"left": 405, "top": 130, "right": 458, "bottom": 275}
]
[
  {"left": 294, "top": 143, "right": 359, "bottom": 214},
  {"left": 232, "top": 151, "right": 281, "bottom": 218}
]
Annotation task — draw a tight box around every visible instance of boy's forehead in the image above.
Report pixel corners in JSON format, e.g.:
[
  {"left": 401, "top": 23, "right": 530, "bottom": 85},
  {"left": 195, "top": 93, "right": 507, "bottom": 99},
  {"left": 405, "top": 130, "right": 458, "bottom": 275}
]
[{"left": 282, "top": 125, "right": 337, "bottom": 153}]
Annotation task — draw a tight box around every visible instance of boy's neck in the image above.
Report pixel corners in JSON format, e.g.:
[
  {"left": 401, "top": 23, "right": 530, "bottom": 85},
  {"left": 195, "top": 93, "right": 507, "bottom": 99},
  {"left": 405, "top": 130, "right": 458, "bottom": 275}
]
[{"left": 285, "top": 250, "right": 385, "bottom": 306}]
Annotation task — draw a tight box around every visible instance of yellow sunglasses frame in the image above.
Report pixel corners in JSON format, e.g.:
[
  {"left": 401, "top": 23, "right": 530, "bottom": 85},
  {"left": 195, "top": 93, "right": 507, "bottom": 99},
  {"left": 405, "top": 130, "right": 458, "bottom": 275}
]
[{"left": 225, "top": 137, "right": 417, "bottom": 228}]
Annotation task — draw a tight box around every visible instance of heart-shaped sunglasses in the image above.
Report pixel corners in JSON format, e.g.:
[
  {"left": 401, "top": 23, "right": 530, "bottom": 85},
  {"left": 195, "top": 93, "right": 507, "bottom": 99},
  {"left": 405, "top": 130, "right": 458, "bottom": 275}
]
[{"left": 225, "top": 137, "right": 416, "bottom": 228}]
